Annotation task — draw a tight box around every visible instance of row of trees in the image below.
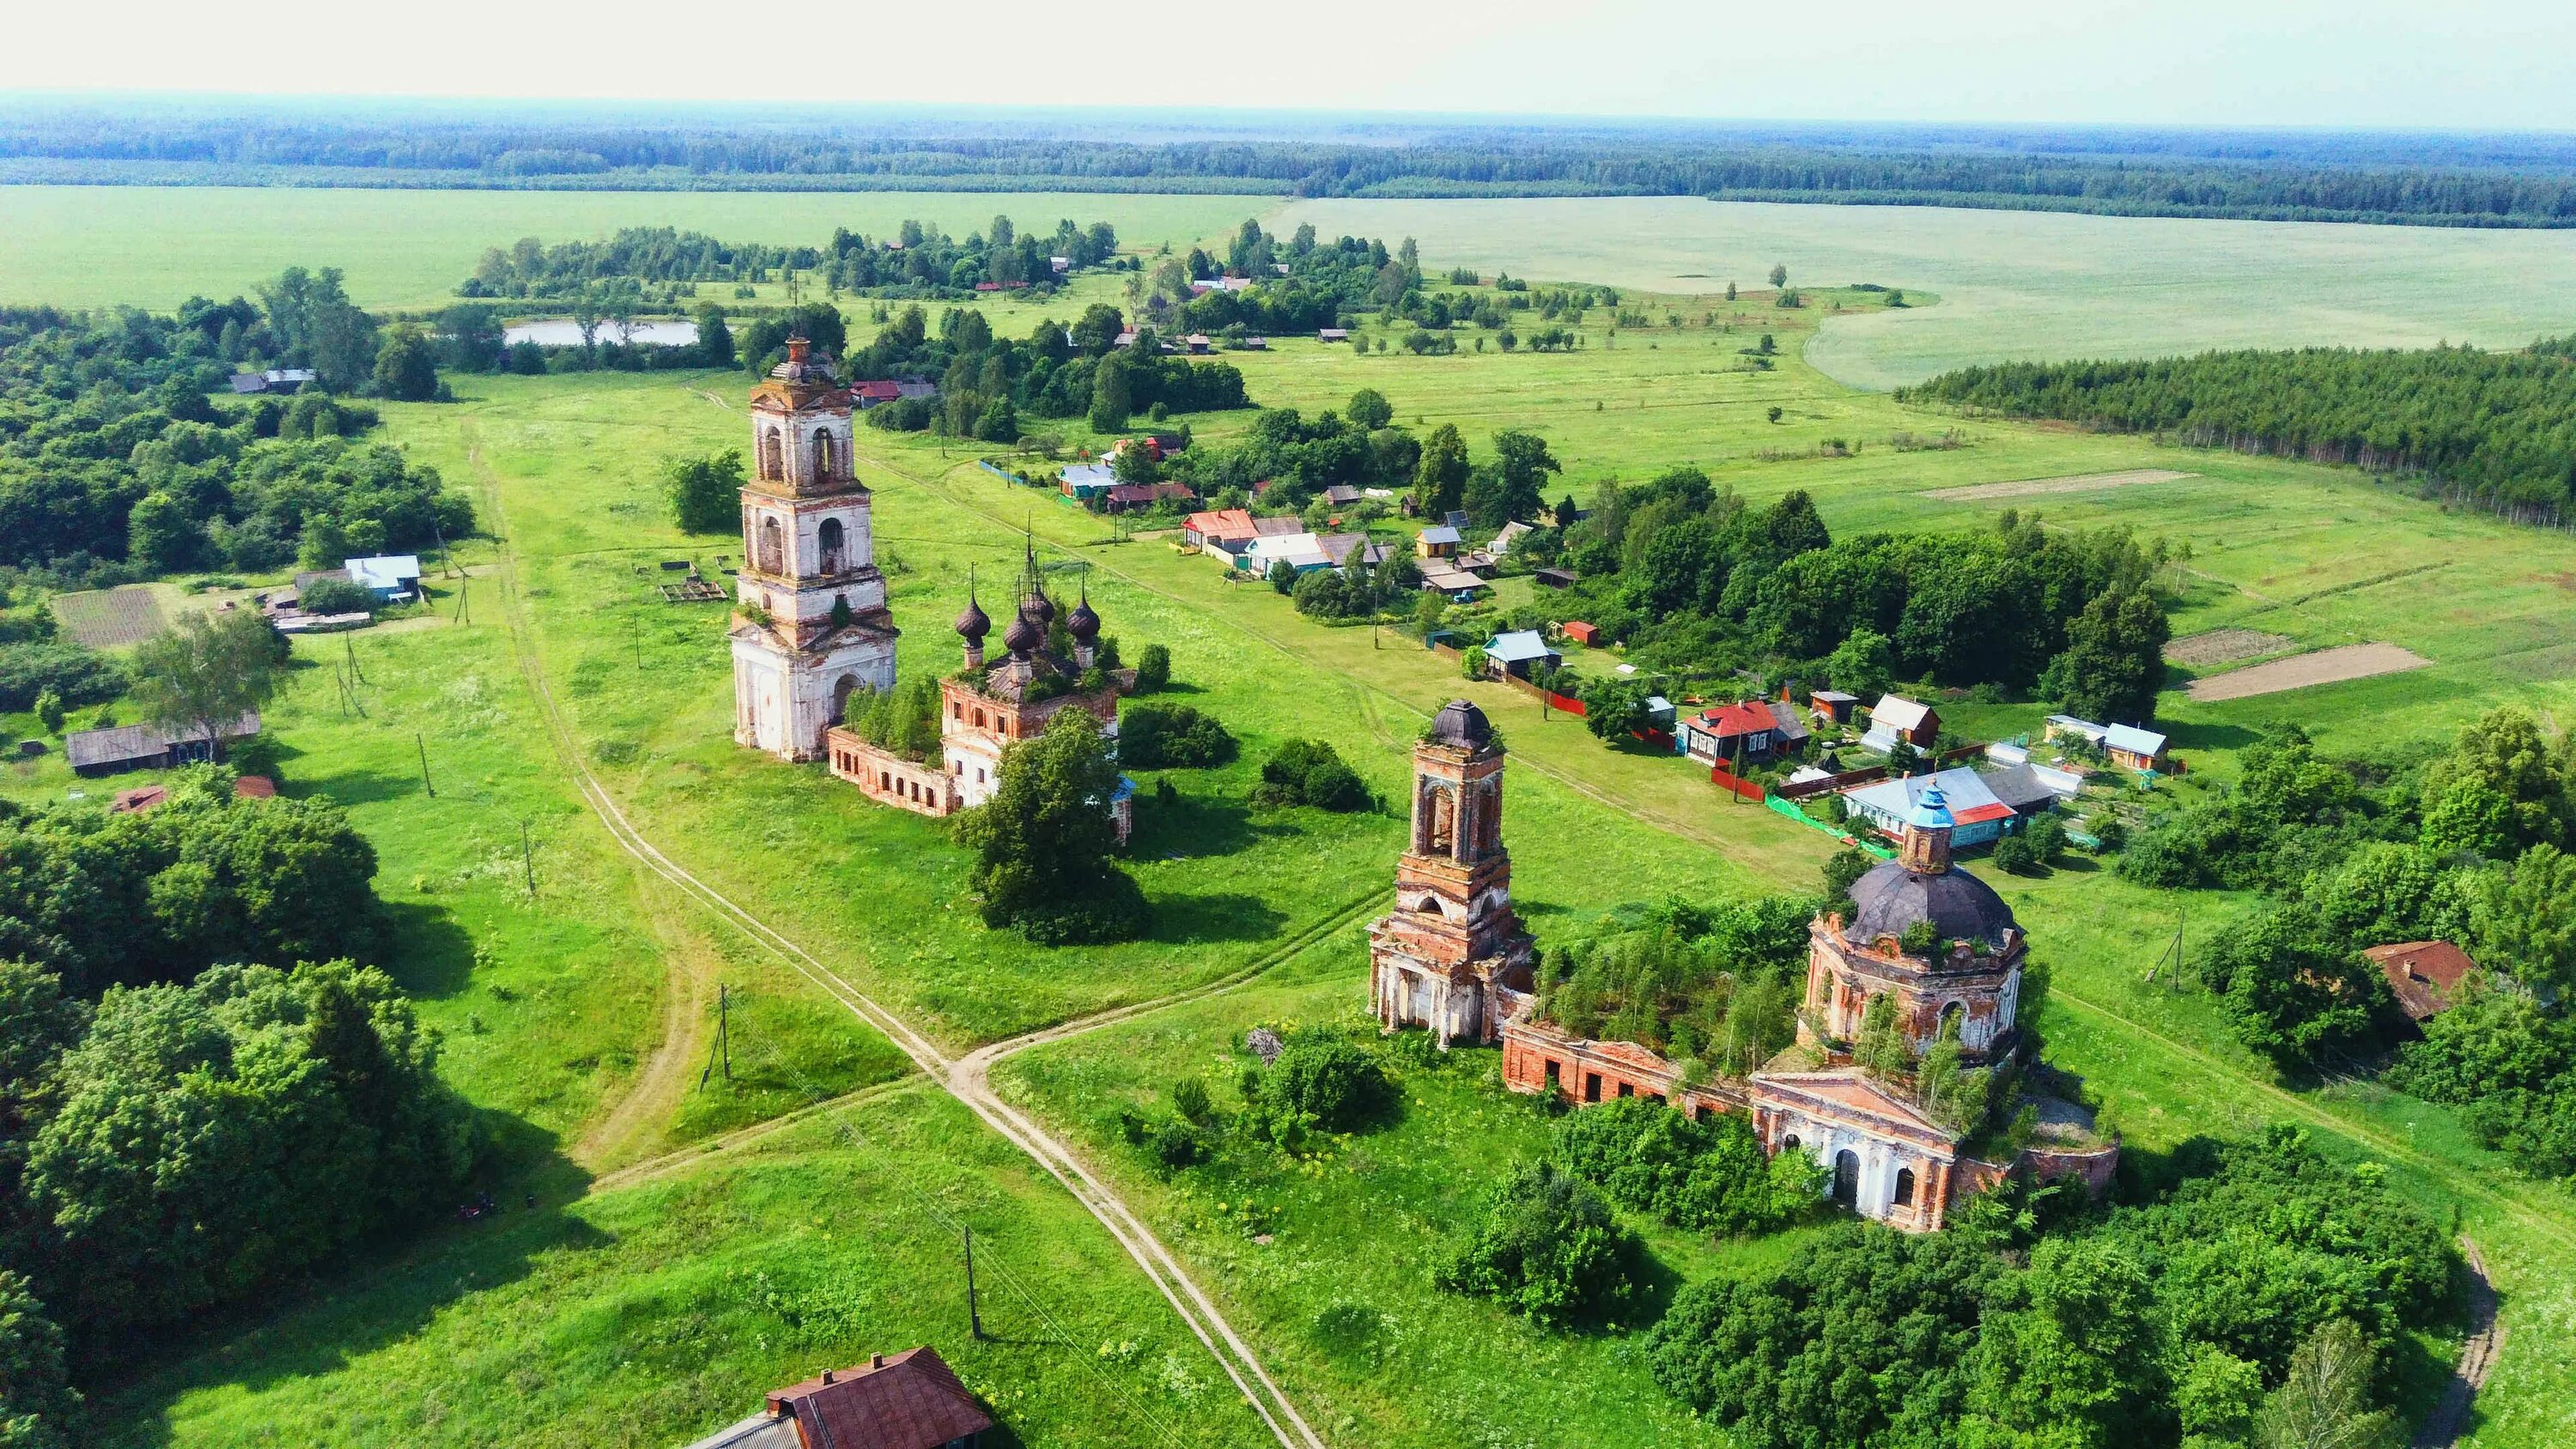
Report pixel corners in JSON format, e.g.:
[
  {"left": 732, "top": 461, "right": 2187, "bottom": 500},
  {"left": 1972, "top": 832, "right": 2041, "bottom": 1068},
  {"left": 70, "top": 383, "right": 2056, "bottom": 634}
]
[
  {"left": 1527, "top": 473, "right": 2176, "bottom": 722},
  {"left": 1901, "top": 340, "right": 2576, "bottom": 524},
  {"left": 0, "top": 289, "right": 470, "bottom": 577},
  {"left": 459, "top": 218, "right": 1122, "bottom": 304},
  {"left": 37, "top": 109, "right": 2576, "bottom": 225}
]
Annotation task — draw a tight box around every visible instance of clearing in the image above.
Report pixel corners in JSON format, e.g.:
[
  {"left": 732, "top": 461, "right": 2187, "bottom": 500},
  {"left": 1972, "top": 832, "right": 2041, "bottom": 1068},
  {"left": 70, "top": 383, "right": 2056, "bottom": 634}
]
[
  {"left": 2186, "top": 642, "right": 2433, "bottom": 700},
  {"left": 1920, "top": 467, "right": 2194, "bottom": 501},
  {"left": 2165, "top": 627, "right": 2298, "bottom": 667}
]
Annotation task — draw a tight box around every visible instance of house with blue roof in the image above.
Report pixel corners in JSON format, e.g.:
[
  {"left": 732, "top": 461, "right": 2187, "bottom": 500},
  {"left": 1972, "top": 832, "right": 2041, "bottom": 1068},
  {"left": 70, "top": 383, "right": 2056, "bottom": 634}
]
[
  {"left": 344, "top": 555, "right": 422, "bottom": 603},
  {"left": 1480, "top": 629, "right": 1561, "bottom": 680}
]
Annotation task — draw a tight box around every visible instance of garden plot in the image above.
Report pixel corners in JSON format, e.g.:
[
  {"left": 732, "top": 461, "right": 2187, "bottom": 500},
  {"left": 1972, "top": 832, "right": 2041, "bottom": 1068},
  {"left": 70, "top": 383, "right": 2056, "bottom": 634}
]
[
  {"left": 51, "top": 585, "right": 167, "bottom": 647},
  {"left": 2164, "top": 628, "right": 2297, "bottom": 668},
  {"left": 1919, "top": 468, "right": 2193, "bottom": 502},
  {"left": 2186, "top": 642, "right": 2430, "bottom": 701}
]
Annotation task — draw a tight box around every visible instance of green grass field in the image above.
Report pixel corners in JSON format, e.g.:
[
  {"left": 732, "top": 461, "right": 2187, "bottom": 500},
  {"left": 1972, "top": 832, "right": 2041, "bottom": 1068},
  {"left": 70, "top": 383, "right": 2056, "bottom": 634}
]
[
  {"left": 1276, "top": 196, "right": 2576, "bottom": 389},
  {"left": 0, "top": 186, "right": 1267, "bottom": 311},
  {"left": 19, "top": 220, "right": 2576, "bottom": 1446}
]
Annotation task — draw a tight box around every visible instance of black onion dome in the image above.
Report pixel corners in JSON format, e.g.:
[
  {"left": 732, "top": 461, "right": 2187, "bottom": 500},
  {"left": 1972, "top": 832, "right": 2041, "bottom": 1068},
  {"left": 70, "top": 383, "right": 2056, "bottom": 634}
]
[
  {"left": 1001, "top": 609, "right": 1044, "bottom": 656},
  {"left": 1026, "top": 589, "right": 1057, "bottom": 625},
  {"left": 1848, "top": 859, "right": 2018, "bottom": 950},
  {"left": 1067, "top": 594, "right": 1101, "bottom": 642},
  {"left": 955, "top": 596, "right": 990, "bottom": 643},
  {"left": 1427, "top": 699, "right": 1494, "bottom": 749}
]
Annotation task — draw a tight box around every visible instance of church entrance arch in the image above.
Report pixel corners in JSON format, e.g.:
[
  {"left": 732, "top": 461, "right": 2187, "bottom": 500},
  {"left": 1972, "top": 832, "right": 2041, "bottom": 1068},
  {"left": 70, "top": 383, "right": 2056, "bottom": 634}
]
[
  {"left": 831, "top": 674, "right": 862, "bottom": 724},
  {"left": 1832, "top": 1149, "right": 1859, "bottom": 1207}
]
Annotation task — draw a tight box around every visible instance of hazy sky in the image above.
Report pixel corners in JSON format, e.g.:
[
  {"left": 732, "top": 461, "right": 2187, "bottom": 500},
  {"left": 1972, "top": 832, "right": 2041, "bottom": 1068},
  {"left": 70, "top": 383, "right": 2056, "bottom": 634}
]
[{"left": 6, "top": 0, "right": 2570, "bottom": 130}]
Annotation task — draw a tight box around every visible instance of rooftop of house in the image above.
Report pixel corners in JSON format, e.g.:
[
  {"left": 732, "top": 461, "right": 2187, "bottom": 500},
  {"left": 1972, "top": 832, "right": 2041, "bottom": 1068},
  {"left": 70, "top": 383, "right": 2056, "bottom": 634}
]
[
  {"left": 346, "top": 555, "right": 422, "bottom": 589},
  {"left": 65, "top": 712, "right": 263, "bottom": 769},
  {"left": 1696, "top": 700, "right": 1778, "bottom": 737},
  {"left": 1183, "top": 507, "right": 1261, "bottom": 541},
  {"left": 683, "top": 1347, "right": 993, "bottom": 1449},
  {"left": 2364, "top": 940, "right": 2477, "bottom": 1022},
  {"left": 1418, "top": 525, "right": 1461, "bottom": 545},
  {"left": 1483, "top": 629, "right": 1556, "bottom": 664},
  {"left": 1844, "top": 766, "right": 2017, "bottom": 827},
  {"left": 2104, "top": 723, "right": 2168, "bottom": 756},
  {"left": 1870, "top": 694, "right": 1935, "bottom": 732}
]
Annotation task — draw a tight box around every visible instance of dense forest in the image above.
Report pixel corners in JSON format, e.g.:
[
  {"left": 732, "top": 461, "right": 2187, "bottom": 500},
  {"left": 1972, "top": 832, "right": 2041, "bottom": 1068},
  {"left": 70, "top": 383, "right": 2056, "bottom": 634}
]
[
  {"left": 0, "top": 772, "right": 478, "bottom": 1447},
  {"left": 1899, "top": 340, "right": 2576, "bottom": 526},
  {"left": 0, "top": 289, "right": 471, "bottom": 581},
  {"left": 9, "top": 102, "right": 2576, "bottom": 225}
]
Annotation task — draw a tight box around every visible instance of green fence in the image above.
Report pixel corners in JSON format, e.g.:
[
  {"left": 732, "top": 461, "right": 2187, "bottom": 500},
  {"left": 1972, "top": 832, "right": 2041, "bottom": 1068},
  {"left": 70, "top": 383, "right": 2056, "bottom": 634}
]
[{"left": 1765, "top": 794, "right": 1895, "bottom": 858}]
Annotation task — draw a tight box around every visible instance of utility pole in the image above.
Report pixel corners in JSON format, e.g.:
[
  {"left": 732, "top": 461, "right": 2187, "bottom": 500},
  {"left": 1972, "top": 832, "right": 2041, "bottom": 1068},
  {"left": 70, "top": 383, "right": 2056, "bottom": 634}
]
[
  {"left": 963, "top": 1227, "right": 985, "bottom": 1341},
  {"left": 416, "top": 732, "right": 434, "bottom": 797},
  {"left": 699, "top": 984, "right": 736, "bottom": 1089}
]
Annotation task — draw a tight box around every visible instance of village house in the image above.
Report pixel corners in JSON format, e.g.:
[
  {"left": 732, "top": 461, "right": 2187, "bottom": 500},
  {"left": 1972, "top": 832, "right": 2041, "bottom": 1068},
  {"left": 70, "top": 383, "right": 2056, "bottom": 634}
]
[
  {"left": 1415, "top": 525, "right": 1461, "bottom": 559},
  {"left": 681, "top": 1347, "right": 994, "bottom": 1449},
  {"left": 1838, "top": 765, "right": 2061, "bottom": 848},
  {"left": 1676, "top": 700, "right": 1809, "bottom": 765},
  {"left": 2366, "top": 940, "right": 2478, "bottom": 1024},
  {"left": 1181, "top": 508, "right": 1261, "bottom": 553},
  {"left": 1104, "top": 482, "right": 1197, "bottom": 513},
  {"left": 1861, "top": 694, "right": 1941, "bottom": 753},
  {"left": 2044, "top": 714, "right": 2171, "bottom": 772},
  {"left": 1486, "top": 783, "right": 2117, "bottom": 1230},
  {"left": 228, "top": 367, "right": 317, "bottom": 395},
  {"left": 1057, "top": 463, "right": 1116, "bottom": 501},
  {"left": 67, "top": 712, "right": 262, "bottom": 777},
  {"left": 852, "top": 379, "right": 903, "bottom": 409},
  {"left": 1242, "top": 530, "right": 1334, "bottom": 576},
  {"left": 1368, "top": 701, "right": 1537, "bottom": 1046},
  {"left": 1417, "top": 560, "right": 1488, "bottom": 598},
  {"left": 1558, "top": 621, "right": 1601, "bottom": 646},
  {"left": 1479, "top": 630, "right": 1560, "bottom": 680},
  {"left": 345, "top": 555, "right": 423, "bottom": 603},
  {"left": 1317, "top": 327, "right": 1349, "bottom": 343},
  {"left": 1532, "top": 567, "right": 1579, "bottom": 590},
  {"left": 1809, "top": 688, "right": 1860, "bottom": 724},
  {"left": 1315, "top": 531, "right": 1389, "bottom": 569}
]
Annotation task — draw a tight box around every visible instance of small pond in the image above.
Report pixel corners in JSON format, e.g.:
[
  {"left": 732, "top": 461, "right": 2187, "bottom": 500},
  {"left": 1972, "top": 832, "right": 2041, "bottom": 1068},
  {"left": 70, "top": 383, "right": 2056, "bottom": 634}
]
[{"left": 502, "top": 318, "right": 699, "bottom": 347}]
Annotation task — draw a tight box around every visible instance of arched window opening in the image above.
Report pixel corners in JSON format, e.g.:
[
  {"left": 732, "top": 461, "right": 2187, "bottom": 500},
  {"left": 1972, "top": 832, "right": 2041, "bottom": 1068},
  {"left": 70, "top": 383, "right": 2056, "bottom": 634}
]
[
  {"left": 831, "top": 675, "right": 861, "bottom": 725},
  {"left": 758, "top": 427, "right": 783, "bottom": 482},
  {"left": 1939, "top": 1000, "right": 1968, "bottom": 1043},
  {"left": 1781, "top": 1133, "right": 1801, "bottom": 1152},
  {"left": 757, "top": 516, "right": 786, "bottom": 574},
  {"left": 819, "top": 517, "right": 848, "bottom": 573},
  {"left": 1893, "top": 1167, "right": 1917, "bottom": 1207},
  {"left": 1832, "top": 1149, "right": 1859, "bottom": 1207},
  {"left": 810, "top": 430, "right": 834, "bottom": 482},
  {"left": 1428, "top": 786, "right": 1455, "bottom": 854}
]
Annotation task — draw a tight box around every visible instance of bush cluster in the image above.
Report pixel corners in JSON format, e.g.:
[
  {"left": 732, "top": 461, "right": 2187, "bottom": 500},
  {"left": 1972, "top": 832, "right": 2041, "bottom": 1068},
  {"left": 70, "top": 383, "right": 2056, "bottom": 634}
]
[
  {"left": 1117, "top": 702, "right": 1236, "bottom": 769},
  {"left": 1251, "top": 739, "right": 1369, "bottom": 812}
]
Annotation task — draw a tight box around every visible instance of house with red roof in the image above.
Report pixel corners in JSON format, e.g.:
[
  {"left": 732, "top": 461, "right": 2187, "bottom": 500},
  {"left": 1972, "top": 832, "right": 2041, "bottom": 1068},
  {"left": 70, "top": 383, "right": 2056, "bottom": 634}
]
[
  {"left": 2365, "top": 940, "right": 2476, "bottom": 1023},
  {"left": 1678, "top": 700, "right": 1808, "bottom": 764},
  {"left": 1182, "top": 508, "right": 1261, "bottom": 553},
  {"left": 682, "top": 1346, "right": 994, "bottom": 1449},
  {"left": 851, "top": 380, "right": 903, "bottom": 409}
]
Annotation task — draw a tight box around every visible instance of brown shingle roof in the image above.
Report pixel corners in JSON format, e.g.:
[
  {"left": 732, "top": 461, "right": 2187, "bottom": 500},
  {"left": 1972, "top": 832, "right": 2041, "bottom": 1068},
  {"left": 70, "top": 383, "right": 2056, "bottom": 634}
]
[
  {"left": 2365, "top": 940, "right": 2476, "bottom": 1022},
  {"left": 763, "top": 1347, "right": 993, "bottom": 1449}
]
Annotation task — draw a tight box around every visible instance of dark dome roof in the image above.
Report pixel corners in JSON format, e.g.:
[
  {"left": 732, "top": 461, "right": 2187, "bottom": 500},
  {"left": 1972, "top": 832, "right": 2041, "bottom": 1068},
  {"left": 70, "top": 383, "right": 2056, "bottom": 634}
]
[
  {"left": 955, "top": 596, "right": 990, "bottom": 642},
  {"left": 1848, "top": 860, "right": 2018, "bottom": 950},
  {"left": 1066, "top": 596, "right": 1101, "bottom": 641},
  {"left": 1026, "top": 590, "right": 1057, "bottom": 625},
  {"left": 1000, "top": 610, "right": 1044, "bottom": 656},
  {"left": 1427, "top": 699, "right": 1493, "bottom": 749}
]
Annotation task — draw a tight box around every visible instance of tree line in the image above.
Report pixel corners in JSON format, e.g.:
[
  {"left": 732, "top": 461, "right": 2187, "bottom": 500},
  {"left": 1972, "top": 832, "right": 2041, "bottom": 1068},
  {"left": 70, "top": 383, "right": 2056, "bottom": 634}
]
[
  {"left": 1900, "top": 340, "right": 2576, "bottom": 526},
  {"left": 0, "top": 773, "right": 477, "bottom": 1446},
  {"left": 0, "top": 287, "right": 471, "bottom": 581},
  {"left": 458, "top": 215, "right": 1123, "bottom": 304},
  {"left": 17, "top": 106, "right": 2576, "bottom": 225}
]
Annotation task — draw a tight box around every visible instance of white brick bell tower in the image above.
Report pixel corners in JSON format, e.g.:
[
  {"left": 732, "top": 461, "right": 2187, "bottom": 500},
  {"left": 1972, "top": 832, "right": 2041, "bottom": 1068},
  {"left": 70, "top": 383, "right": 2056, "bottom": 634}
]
[{"left": 730, "top": 336, "right": 898, "bottom": 760}]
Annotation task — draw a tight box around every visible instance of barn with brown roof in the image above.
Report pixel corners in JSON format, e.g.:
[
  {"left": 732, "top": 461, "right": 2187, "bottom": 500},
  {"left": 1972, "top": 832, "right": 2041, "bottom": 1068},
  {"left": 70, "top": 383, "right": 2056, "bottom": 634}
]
[{"left": 2365, "top": 940, "right": 2476, "bottom": 1022}]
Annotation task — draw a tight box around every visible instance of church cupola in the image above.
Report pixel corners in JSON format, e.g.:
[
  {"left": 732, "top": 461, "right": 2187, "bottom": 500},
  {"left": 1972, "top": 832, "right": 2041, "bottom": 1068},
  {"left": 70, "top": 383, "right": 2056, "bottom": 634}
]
[
  {"left": 1899, "top": 780, "right": 1955, "bottom": 875},
  {"left": 1000, "top": 606, "right": 1044, "bottom": 659},
  {"left": 955, "top": 567, "right": 990, "bottom": 669},
  {"left": 1067, "top": 586, "right": 1101, "bottom": 667}
]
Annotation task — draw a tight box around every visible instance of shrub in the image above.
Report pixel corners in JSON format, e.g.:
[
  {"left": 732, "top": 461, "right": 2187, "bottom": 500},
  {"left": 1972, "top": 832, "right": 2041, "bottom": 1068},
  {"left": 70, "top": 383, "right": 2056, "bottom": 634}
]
[
  {"left": 1990, "top": 831, "right": 2042, "bottom": 875},
  {"left": 1119, "top": 702, "right": 1236, "bottom": 769},
  {"left": 1253, "top": 738, "right": 1370, "bottom": 812},
  {"left": 1460, "top": 645, "right": 1488, "bottom": 679},
  {"left": 1435, "top": 1161, "right": 1645, "bottom": 1326},
  {"left": 1258, "top": 1035, "right": 1393, "bottom": 1132},
  {"left": 1554, "top": 1096, "right": 1818, "bottom": 1235},
  {"left": 1132, "top": 643, "right": 1171, "bottom": 694},
  {"left": 295, "top": 575, "right": 379, "bottom": 616},
  {"left": 0, "top": 643, "right": 121, "bottom": 713}
]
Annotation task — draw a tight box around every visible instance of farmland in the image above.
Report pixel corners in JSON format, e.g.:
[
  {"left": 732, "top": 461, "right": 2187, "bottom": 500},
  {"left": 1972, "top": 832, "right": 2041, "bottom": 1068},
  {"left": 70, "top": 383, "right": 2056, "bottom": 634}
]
[
  {"left": 10, "top": 203, "right": 2576, "bottom": 1449},
  {"left": 1276, "top": 196, "right": 2576, "bottom": 389},
  {"left": 0, "top": 185, "right": 1265, "bottom": 311}
]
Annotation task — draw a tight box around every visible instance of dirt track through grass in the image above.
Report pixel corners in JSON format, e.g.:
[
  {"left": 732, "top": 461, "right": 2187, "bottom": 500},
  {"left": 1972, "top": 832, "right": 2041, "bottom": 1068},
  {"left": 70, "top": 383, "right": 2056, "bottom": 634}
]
[
  {"left": 2186, "top": 641, "right": 2432, "bottom": 700},
  {"left": 1921, "top": 468, "right": 2193, "bottom": 501}
]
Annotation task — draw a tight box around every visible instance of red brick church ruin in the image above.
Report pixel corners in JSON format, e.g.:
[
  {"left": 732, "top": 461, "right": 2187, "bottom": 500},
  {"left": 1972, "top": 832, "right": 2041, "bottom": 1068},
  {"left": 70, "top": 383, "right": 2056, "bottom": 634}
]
[{"left": 1368, "top": 728, "right": 2116, "bottom": 1234}]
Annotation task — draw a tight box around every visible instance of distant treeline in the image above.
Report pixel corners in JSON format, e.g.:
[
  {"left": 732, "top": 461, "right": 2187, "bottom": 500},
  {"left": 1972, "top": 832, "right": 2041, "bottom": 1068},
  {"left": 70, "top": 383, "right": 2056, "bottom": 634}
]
[
  {"left": 1900, "top": 341, "right": 2576, "bottom": 526},
  {"left": 10, "top": 106, "right": 2576, "bottom": 225}
]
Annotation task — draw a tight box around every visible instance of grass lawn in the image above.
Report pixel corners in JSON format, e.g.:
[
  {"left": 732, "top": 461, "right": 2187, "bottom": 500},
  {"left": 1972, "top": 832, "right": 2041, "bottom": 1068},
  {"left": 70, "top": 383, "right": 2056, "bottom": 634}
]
[
  {"left": 0, "top": 185, "right": 1269, "bottom": 312},
  {"left": 96, "top": 1085, "right": 1272, "bottom": 1449},
  {"left": 1273, "top": 196, "right": 2576, "bottom": 389}
]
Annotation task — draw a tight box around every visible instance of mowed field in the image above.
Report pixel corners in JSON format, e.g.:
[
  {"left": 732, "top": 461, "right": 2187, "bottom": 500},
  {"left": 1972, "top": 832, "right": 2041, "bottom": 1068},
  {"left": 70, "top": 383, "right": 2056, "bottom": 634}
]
[
  {"left": 1274, "top": 196, "right": 2576, "bottom": 389},
  {"left": 0, "top": 185, "right": 1270, "bottom": 311}
]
